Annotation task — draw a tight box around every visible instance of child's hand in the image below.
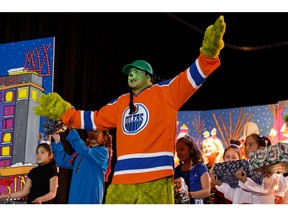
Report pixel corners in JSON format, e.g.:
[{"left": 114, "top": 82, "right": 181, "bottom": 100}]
[
  {"left": 51, "top": 132, "right": 61, "bottom": 143},
  {"left": 174, "top": 177, "right": 183, "bottom": 193},
  {"left": 32, "top": 197, "right": 42, "bottom": 204},
  {"left": 0, "top": 194, "right": 9, "bottom": 200},
  {"left": 235, "top": 168, "right": 247, "bottom": 183},
  {"left": 261, "top": 171, "right": 273, "bottom": 178},
  {"left": 210, "top": 173, "right": 222, "bottom": 186}
]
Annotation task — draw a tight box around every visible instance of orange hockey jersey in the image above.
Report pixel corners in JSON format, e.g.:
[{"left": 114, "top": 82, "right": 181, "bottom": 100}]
[{"left": 61, "top": 53, "right": 220, "bottom": 184}]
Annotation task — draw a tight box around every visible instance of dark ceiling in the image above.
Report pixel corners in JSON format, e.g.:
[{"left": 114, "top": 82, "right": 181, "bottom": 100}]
[{"left": 1, "top": 12, "right": 288, "bottom": 111}]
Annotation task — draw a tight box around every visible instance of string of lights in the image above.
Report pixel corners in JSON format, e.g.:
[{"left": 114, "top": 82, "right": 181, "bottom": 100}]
[{"left": 166, "top": 13, "right": 288, "bottom": 52}]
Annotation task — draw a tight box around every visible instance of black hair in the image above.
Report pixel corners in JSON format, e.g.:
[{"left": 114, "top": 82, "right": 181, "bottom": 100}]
[
  {"left": 129, "top": 89, "right": 136, "bottom": 114},
  {"left": 128, "top": 71, "right": 153, "bottom": 115},
  {"left": 177, "top": 135, "right": 204, "bottom": 165},
  {"left": 37, "top": 143, "right": 55, "bottom": 164},
  {"left": 246, "top": 133, "right": 271, "bottom": 148},
  {"left": 261, "top": 135, "right": 272, "bottom": 147},
  {"left": 229, "top": 139, "right": 241, "bottom": 146},
  {"left": 148, "top": 72, "right": 168, "bottom": 84},
  {"left": 145, "top": 72, "right": 154, "bottom": 83}
]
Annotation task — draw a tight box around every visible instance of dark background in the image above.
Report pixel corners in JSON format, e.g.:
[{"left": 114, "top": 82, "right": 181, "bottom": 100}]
[{"left": 1, "top": 12, "right": 288, "bottom": 203}]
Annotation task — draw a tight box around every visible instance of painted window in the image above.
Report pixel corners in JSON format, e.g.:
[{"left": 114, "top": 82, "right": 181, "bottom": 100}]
[
  {"left": 4, "top": 106, "right": 14, "bottom": 116},
  {"left": 31, "top": 88, "right": 38, "bottom": 101},
  {"left": 18, "top": 87, "right": 28, "bottom": 100},
  {"left": 1, "top": 146, "right": 10, "bottom": 156},
  {"left": 2, "top": 132, "right": 12, "bottom": 143},
  {"left": 4, "top": 91, "right": 15, "bottom": 103},
  {"left": 2, "top": 119, "right": 14, "bottom": 130}
]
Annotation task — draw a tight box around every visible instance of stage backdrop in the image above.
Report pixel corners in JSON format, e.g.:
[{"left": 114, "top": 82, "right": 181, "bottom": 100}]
[
  {"left": 177, "top": 100, "right": 288, "bottom": 149},
  {"left": 0, "top": 37, "right": 54, "bottom": 198}
]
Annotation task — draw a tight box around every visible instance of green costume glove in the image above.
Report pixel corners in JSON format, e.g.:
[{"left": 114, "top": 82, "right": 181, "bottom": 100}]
[
  {"left": 200, "top": 15, "right": 226, "bottom": 58},
  {"left": 33, "top": 92, "right": 72, "bottom": 120}
]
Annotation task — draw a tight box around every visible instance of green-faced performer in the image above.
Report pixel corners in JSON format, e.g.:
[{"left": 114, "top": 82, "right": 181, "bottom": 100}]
[{"left": 34, "top": 16, "right": 226, "bottom": 204}]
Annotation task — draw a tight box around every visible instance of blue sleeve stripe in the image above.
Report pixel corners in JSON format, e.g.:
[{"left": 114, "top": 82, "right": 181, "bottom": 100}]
[
  {"left": 82, "top": 110, "right": 96, "bottom": 130},
  {"left": 108, "top": 98, "right": 117, "bottom": 105},
  {"left": 195, "top": 58, "right": 207, "bottom": 79},
  {"left": 188, "top": 59, "right": 206, "bottom": 87},
  {"left": 157, "top": 79, "right": 172, "bottom": 86},
  {"left": 108, "top": 94, "right": 129, "bottom": 105}
]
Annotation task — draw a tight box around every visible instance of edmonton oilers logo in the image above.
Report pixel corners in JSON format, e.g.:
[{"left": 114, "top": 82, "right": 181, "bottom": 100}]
[{"left": 122, "top": 103, "right": 149, "bottom": 135}]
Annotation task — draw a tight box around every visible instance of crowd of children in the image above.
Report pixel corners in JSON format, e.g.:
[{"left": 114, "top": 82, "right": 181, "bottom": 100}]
[
  {"left": 173, "top": 132, "right": 288, "bottom": 204},
  {"left": 210, "top": 134, "right": 285, "bottom": 204},
  {"left": 1, "top": 128, "right": 287, "bottom": 204}
]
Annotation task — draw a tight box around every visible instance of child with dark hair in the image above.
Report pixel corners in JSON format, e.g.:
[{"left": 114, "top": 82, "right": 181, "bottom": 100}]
[
  {"left": 212, "top": 133, "right": 280, "bottom": 204},
  {"left": 51, "top": 128, "right": 110, "bottom": 204},
  {"left": 0, "top": 143, "right": 58, "bottom": 204},
  {"left": 244, "top": 133, "right": 271, "bottom": 157},
  {"left": 212, "top": 144, "right": 242, "bottom": 204},
  {"left": 174, "top": 135, "right": 210, "bottom": 204}
]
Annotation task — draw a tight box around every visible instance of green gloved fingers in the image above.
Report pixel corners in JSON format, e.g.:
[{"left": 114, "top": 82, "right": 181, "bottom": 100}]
[
  {"left": 200, "top": 15, "right": 226, "bottom": 58},
  {"left": 33, "top": 92, "right": 72, "bottom": 120}
]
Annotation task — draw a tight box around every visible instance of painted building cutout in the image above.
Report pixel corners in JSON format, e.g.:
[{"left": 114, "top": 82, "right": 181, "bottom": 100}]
[{"left": 0, "top": 37, "right": 54, "bottom": 199}]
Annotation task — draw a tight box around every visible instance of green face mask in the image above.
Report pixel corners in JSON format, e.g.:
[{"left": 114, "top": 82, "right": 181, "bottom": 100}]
[{"left": 127, "top": 68, "right": 151, "bottom": 94}]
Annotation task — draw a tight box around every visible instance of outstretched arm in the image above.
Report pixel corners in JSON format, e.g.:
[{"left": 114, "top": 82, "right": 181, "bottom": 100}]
[
  {"left": 200, "top": 15, "right": 226, "bottom": 58},
  {"left": 33, "top": 16, "right": 226, "bottom": 127},
  {"left": 196, "top": 15, "right": 226, "bottom": 78},
  {"left": 0, "top": 178, "right": 31, "bottom": 201},
  {"left": 51, "top": 132, "right": 74, "bottom": 169},
  {"left": 33, "top": 92, "right": 72, "bottom": 120}
]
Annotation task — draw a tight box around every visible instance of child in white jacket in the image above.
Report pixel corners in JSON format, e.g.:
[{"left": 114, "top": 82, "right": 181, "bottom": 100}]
[
  {"left": 275, "top": 173, "right": 288, "bottom": 204},
  {"left": 211, "top": 134, "right": 282, "bottom": 204},
  {"left": 212, "top": 168, "right": 278, "bottom": 204}
]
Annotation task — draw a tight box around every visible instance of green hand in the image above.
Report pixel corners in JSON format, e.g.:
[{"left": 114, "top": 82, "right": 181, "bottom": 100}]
[
  {"left": 200, "top": 15, "right": 226, "bottom": 58},
  {"left": 33, "top": 92, "right": 72, "bottom": 120}
]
